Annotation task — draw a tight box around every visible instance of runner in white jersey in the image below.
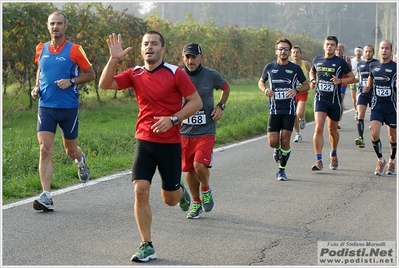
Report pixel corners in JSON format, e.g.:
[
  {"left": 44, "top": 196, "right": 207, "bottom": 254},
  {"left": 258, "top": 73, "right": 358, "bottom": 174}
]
[{"left": 350, "top": 46, "right": 363, "bottom": 120}]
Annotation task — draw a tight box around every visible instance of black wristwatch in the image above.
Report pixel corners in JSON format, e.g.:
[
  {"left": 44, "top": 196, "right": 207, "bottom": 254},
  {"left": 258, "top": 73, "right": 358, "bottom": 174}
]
[
  {"left": 170, "top": 115, "right": 180, "bottom": 125},
  {"left": 217, "top": 101, "right": 226, "bottom": 110},
  {"left": 70, "top": 78, "right": 76, "bottom": 85}
]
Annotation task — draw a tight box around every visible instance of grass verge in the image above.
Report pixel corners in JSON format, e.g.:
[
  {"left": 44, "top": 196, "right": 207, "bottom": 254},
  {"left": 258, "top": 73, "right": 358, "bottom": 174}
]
[{"left": 2, "top": 81, "right": 315, "bottom": 203}]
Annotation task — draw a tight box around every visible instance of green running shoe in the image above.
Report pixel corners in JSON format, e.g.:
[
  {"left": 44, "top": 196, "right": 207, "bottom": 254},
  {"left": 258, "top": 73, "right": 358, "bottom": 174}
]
[
  {"left": 178, "top": 181, "right": 191, "bottom": 211},
  {"left": 187, "top": 202, "right": 203, "bottom": 219},
  {"left": 131, "top": 241, "right": 156, "bottom": 262},
  {"left": 201, "top": 189, "right": 214, "bottom": 212},
  {"left": 355, "top": 137, "right": 365, "bottom": 148}
]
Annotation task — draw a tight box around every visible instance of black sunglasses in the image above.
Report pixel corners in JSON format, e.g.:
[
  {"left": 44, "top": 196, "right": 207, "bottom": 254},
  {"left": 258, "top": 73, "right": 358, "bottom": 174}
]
[{"left": 276, "top": 47, "right": 290, "bottom": 51}]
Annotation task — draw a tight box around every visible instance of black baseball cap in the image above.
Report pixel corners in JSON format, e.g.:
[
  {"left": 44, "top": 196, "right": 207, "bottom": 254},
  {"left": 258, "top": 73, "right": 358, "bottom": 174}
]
[{"left": 183, "top": 43, "right": 202, "bottom": 56}]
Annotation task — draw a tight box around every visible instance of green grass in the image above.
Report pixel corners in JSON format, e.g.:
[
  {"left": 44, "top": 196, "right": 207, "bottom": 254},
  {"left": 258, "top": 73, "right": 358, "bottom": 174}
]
[{"left": 2, "top": 81, "right": 315, "bottom": 204}]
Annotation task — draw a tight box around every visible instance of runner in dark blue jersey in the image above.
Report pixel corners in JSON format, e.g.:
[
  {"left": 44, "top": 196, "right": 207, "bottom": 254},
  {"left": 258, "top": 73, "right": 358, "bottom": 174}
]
[
  {"left": 308, "top": 36, "right": 356, "bottom": 171},
  {"left": 354, "top": 45, "right": 378, "bottom": 148},
  {"left": 362, "top": 40, "right": 397, "bottom": 176},
  {"left": 258, "top": 38, "right": 309, "bottom": 181}
]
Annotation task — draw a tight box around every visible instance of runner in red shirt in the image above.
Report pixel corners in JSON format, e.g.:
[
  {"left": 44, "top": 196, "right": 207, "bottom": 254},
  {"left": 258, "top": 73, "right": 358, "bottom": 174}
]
[{"left": 99, "top": 31, "right": 202, "bottom": 263}]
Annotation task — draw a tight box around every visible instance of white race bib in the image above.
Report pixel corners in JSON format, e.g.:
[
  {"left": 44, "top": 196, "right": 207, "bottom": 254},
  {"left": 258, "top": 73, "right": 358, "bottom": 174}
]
[
  {"left": 274, "top": 91, "right": 289, "bottom": 100},
  {"left": 182, "top": 114, "right": 206, "bottom": 125},
  {"left": 361, "top": 79, "right": 368, "bottom": 87},
  {"left": 318, "top": 81, "right": 334, "bottom": 92},
  {"left": 375, "top": 86, "right": 392, "bottom": 97}
]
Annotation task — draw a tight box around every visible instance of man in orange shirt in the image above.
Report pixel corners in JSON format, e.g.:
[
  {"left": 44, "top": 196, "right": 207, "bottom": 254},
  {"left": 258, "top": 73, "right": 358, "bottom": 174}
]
[{"left": 31, "top": 12, "right": 95, "bottom": 211}]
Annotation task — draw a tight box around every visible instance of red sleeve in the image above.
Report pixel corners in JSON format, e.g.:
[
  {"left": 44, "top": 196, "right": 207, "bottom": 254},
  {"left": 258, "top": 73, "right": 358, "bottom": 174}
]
[
  {"left": 221, "top": 81, "right": 229, "bottom": 91},
  {"left": 114, "top": 68, "right": 134, "bottom": 90}
]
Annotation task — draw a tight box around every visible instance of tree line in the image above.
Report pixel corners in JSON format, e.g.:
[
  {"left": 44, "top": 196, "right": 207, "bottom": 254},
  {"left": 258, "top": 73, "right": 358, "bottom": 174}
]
[
  {"left": 144, "top": 2, "right": 397, "bottom": 52},
  {"left": 3, "top": 2, "right": 325, "bottom": 108}
]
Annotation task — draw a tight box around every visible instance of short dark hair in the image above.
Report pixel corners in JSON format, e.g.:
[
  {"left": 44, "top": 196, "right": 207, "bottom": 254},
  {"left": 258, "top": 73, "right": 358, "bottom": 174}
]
[
  {"left": 48, "top": 11, "right": 67, "bottom": 24},
  {"left": 292, "top": 45, "right": 302, "bottom": 53},
  {"left": 144, "top": 30, "right": 165, "bottom": 47},
  {"left": 275, "top": 38, "right": 292, "bottom": 50},
  {"left": 364, "top": 44, "right": 374, "bottom": 53},
  {"left": 325, "top": 36, "right": 338, "bottom": 45}
]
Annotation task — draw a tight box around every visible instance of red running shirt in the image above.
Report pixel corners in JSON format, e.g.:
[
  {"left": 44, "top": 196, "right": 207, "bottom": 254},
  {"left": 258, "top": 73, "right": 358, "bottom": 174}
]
[{"left": 114, "top": 62, "right": 197, "bottom": 144}]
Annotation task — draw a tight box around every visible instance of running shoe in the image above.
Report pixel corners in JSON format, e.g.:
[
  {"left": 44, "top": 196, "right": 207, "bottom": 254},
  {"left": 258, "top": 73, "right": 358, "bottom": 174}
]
[
  {"left": 201, "top": 189, "right": 214, "bottom": 212},
  {"left": 329, "top": 156, "right": 338, "bottom": 170},
  {"left": 374, "top": 159, "right": 387, "bottom": 176},
  {"left": 293, "top": 133, "right": 302, "bottom": 143},
  {"left": 77, "top": 153, "right": 90, "bottom": 183},
  {"left": 386, "top": 161, "right": 396, "bottom": 175},
  {"left": 299, "top": 118, "right": 306, "bottom": 130},
  {"left": 187, "top": 202, "right": 203, "bottom": 219},
  {"left": 33, "top": 192, "right": 54, "bottom": 211},
  {"left": 273, "top": 148, "right": 281, "bottom": 163},
  {"left": 178, "top": 180, "right": 191, "bottom": 211},
  {"left": 311, "top": 160, "right": 324, "bottom": 171},
  {"left": 131, "top": 241, "right": 156, "bottom": 262},
  {"left": 337, "top": 123, "right": 341, "bottom": 129},
  {"left": 354, "top": 137, "right": 365, "bottom": 148},
  {"left": 276, "top": 170, "right": 288, "bottom": 181},
  {"left": 355, "top": 111, "right": 358, "bottom": 120}
]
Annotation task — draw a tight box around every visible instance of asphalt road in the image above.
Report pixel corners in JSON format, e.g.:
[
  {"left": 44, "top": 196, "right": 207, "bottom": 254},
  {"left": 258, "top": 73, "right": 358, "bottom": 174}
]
[{"left": 2, "top": 101, "right": 397, "bottom": 267}]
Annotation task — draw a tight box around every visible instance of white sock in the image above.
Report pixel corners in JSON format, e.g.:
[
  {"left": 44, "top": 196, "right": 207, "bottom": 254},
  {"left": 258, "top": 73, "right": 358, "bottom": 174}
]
[{"left": 75, "top": 155, "right": 84, "bottom": 166}]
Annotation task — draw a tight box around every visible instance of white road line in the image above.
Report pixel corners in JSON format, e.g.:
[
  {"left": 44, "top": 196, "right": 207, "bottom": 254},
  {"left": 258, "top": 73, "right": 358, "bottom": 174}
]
[{"left": 4, "top": 109, "right": 358, "bottom": 211}]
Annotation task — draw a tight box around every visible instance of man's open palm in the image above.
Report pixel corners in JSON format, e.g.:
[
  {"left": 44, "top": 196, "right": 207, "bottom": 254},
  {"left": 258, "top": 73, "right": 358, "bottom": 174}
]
[{"left": 106, "top": 33, "right": 132, "bottom": 59}]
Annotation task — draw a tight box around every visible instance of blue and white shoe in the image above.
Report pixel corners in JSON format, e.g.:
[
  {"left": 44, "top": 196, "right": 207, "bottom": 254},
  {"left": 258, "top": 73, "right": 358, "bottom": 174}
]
[
  {"left": 33, "top": 192, "right": 54, "bottom": 211},
  {"left": 276, "top": 170, "right": 288, "bottom": 181}
]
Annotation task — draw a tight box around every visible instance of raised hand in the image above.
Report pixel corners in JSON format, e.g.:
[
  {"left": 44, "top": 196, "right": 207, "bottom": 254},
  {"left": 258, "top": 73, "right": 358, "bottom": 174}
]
[{"left": 106, "top": 33, "right": 132, "bottom": 60}]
